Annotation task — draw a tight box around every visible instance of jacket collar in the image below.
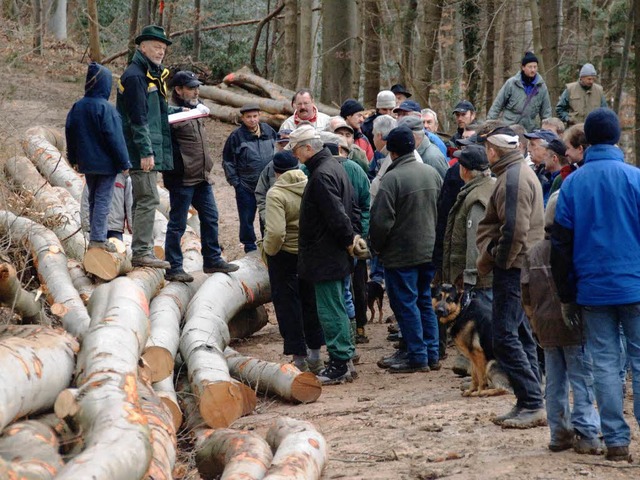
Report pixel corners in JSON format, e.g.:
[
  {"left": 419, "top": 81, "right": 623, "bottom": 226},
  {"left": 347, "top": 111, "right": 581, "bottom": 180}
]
[
  {"left": 583, "top": 144, "right": 625, "bottom": 164},
  {"left": 304, "top": 147, "right": 333, "bottom": 172},
  {"left": 387, "top": 152, "right": 417, "bottom": 173},
  {"left": 460, "top": 174, "right": 492, "bottom": 193},
  {"left": 489, "top": 149, "right": 525, "bottom": 176}
]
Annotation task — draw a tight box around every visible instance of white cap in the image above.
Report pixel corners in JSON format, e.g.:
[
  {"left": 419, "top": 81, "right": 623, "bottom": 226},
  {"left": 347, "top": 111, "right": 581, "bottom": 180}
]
[
  {"left": 376, "top": 90, "right": 396, "bottom": 109},
  {"left": 285, "top": 125, "right": 320, "bottom": 150}
]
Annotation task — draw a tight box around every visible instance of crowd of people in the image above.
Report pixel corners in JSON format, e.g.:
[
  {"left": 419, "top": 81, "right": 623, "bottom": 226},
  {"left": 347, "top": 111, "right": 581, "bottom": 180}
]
[{"left": 64, "top": 25, "right": 638, "bottom": 463}]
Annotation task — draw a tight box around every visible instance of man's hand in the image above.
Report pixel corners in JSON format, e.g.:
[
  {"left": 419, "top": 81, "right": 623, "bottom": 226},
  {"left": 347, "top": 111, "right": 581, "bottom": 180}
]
[
  {"left": 353, "top": 235, "right": 370, "bottom": 259},
  {"left": 196, "top": 103, "right": 210, "bottom": 115},
  {"left": 560, "top": 302, "right": 581, "bottom": 330},
  {"left": 140, "top": 156, "right": 155, "bottom": 172}
]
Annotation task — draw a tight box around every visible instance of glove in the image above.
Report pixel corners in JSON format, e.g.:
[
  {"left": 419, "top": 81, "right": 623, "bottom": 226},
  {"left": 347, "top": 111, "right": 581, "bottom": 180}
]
[
  {"left": 560, "top": 302, "right": 581, "bottom": 330},
  {"left": 196, "top": 103, "right": 210, "bottom": 115},
  {"left": 353, "top": 235, "right": 370, "bottom": 259}
]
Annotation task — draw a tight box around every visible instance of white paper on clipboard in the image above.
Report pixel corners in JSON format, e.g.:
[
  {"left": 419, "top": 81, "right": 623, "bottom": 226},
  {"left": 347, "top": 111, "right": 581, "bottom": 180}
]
[{"left": 168, "top": 109, "right": 209, "bottom": 124}]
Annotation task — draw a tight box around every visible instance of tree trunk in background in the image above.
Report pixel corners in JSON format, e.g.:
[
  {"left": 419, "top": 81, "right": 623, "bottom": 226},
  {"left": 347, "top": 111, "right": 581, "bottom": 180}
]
[
  {"left": 141, "top": 0, "right": 151, "bottom": 26},
  {"left": 363, "top": 0, "right": 381, "bottom": 106},
  {"left": 540, "top": 0, "right": 561, "bottom": 106},
  {"left": 613, "top": 0, "right": 633, "bottom": 114},
  {"left": 193, "top": 0, "right": 201, "bottom": 61},
  {"left": 634, "top": 0, "right": 640, "bottom": 166},
  {"left": 399, "top": 0, "right": 418, "bottom": 85},
  {"left": 127, "top": 0, "right": 141, "bottom": 63},
  {"left": 528, "top": 0, "right": 544, "bottom": 71},
  {"left": 282, "top": 0, "right": 298, "bottom": 90},
  {"left": 351, "top": 0, "right": 363, "bottom": 99},
  {"left": 165, "top": 0, "right": 176, "bottom": 35},
  {"left": 321, "top": 0, "right": 357, "bottom": 104},
  {"left": 461, "top": 0, "right": 481, "bottom": 107},
  {"left": 484, "top": 0, "right": 496, "bottom": 114},
  {"left": 87, "top": 0, "right": 101, "bottom": 62},
  {"left": 413, "top": 0, "right": 444, "bottom": 107},
  {"left": 297, "top": 0, "right": 312, "bottom": 89},
  {"left": 32, "top": 0, "right": 43, "bottom": 55},
  {"left": 47, "top": 0, "right": 67, "bottom": 40}
]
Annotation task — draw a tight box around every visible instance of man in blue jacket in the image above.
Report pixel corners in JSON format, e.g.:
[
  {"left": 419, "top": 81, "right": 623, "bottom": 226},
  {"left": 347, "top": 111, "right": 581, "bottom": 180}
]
[
  {"left": 551, "top": 108, "right": 640, "bottom": 462},
  {"left": 66, "top": 62, "right": 131, "bottom": 252}
]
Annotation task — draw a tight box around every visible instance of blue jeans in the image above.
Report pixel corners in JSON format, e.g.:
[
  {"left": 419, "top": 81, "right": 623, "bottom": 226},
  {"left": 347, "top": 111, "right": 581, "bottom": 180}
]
[
  {"left": 368, "top": 254, "right": 385, "bottom": 286},
  {"left": 583, "top": 303, "right": 640, "bottom": 447},
  {"left": 492, "top": 267, "right": 543, "bottom": 409},
  {"left": 166, "top": 182, "right": 222, "bottom": 273},
  {"left": 234, "top": 183, "right": 259, "bottom": 252},
  {"left": 85, "top": 173, "right": 116, "bottom": 243},
  {"left": 544, "top": 346, "right": 600, "bottom": 444},
  {"left": 343, "top": 274, "right": 356, "bottom": 319},
  {"left": 385, "top": 262, "right": 438, "bottom": 365}
]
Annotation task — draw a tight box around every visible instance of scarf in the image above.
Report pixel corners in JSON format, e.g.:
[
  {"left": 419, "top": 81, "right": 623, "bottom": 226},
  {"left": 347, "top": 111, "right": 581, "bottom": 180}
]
[{"left": 293, "top": 105, "right": 318, "bottom": 126}]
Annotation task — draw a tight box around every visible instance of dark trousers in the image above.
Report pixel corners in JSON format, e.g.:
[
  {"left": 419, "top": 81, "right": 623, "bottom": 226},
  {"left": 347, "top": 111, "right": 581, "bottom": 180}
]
[
  {"left": 492, "top": 266, "right": 543, "bottom": 409},
  {"left": 353, "top": 259, "right": 368, "bottom": 329},
  {"left": 234, "top": 183, "right": 260, "bottom": 253},
  {"left": 267, "top": 250, "right": 324, "bottom": 356},
  {"left": 166, "top": 182, "right": 222, "bottom": 274},
  {"left": 85, "top": 173, "right": 116, "bottom": 243}
]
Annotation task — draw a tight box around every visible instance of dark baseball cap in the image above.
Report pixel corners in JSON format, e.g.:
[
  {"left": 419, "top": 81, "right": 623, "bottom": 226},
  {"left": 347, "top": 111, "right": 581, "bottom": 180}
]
[
  {"left": 383, "top": 125, "right": 415, "bottom": 156},
  {"left": 276, "top": 129, "right": 292, "bottom": 143},
  {"left": 393, "top": 100, "right": 422, "bottom": 114},
  {"left": 452, "top": 100, "right": 476, "bottom": 114},
  {"left": 454, "top": 145, "right": 489, "bottom": 171},
  {"left": 456, "top": 134, "right": 481, "bottom": 146},
  {"left": 545, "top": 138, "right": 567, "bottom": 157},
  {"left": 170, "top": 70, "right": 202, "bottom": 88},
  {"left": 523, "top": 129, "right": 559, "bottom": 143}
]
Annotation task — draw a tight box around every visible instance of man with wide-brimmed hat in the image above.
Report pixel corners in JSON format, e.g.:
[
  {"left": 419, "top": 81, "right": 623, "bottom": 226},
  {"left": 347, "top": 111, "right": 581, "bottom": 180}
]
[{"left": 116, "top": 25, "right": 180, "bottom": 269}]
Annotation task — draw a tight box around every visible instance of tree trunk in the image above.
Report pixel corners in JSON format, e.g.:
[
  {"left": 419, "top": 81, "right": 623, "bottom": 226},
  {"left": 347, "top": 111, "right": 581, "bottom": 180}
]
[
  {"left": 83, "top": 238, "right": 132, "bottom": 281},
  {"left": 263, "top": 417, "right": 328, "bottom": 480},
  {"left": 296, "top": 0, "right": 312, "bottom": 89},
  {"left": 539, "top": 0, "right": 561, "bottom": 106},
  {"left": 0, "top": 325, "right": 78, "bottom": 431},
  {"left": 195, "top": 429, "right": 273, "bottom": 480},
  {"left": 399, "top": 0, "right": 418, "bottom": 86},
  {"left": 0, "top": 420, "right": 64, "bottom": 478},
  {"left": 193, "top": 0, "right": 201, "bottom": 61},
  {"left": 46, "top": 0, "right": 67, "bottom": 40},
  {"left": 87, "top": 0, "right": 101, "bottom": 62},
  {"left": 461, "top": 0, "right": 481, "bottom": 106},
  {"left": 32, "top": 0, "right": 43, "bottom": 55},
  {"left": 413, "top": 0, "right": 444, "bottom": 107},
  {"left": 0, "top": 211, "right": 91, "bottom": 337},
  {"left": 363, "top": 0, "right": 381, "bottom": 106},
  {"left": 527, "top": 0, "right": 544, "bottom": 72},
  {"left": 199, "top": 85, "right": 294, "bottom": 114},
  {"left": 484, "top": 0, "right": 496, "bottom": 114},
  {"left": 613, "top": 0, "right": 633, "bottom": 114},
  {"left": 225, "top": 348, "right": 321, "bottom": 404},
  {"left": 127, "top": 0, "right": 141, "bottom": 63},
  {"left": 141, "top": 0, "right": 151, "bottom": 26},
  {"left": 179, "top": 254, "right": 270, "bottom": 429},
  {"left": 282, "top": 0, "right": 298, "bottom": 90},
  {"left": 0, "top": 263, "right": 44, "bottom": 324},
  {"left": 321, "top": 0, "right": 358, "bottom": 104},
  {"left": 251, "top": 1, "right": 286, "bottom": 77},
  {"left": 635, "top": 0, "right": 640, "bottom": 166}
]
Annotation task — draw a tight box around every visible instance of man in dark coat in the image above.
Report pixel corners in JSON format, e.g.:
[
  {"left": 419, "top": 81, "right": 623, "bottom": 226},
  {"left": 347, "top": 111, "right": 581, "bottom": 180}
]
[{"left": 66, "top": 62, "right": 131, "bottom": 252}]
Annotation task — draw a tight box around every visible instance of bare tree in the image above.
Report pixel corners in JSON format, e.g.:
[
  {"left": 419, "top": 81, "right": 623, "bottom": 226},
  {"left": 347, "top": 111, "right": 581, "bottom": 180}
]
[
  {"left": 484, "top": 0, "right": 496, "bottom": 113},
  {"left": 140, "top": 0, "right": 151, "bottom": 26},
  {"left": 194, "top": 0, "right": 201, "bottom": 60},
  {"left": 634, "top": 0, "right": 640, "bottom": 165},
  {"left": 528, "top": 0, "right": 544, "bottom": 71},
  {"left": 32, "top": 0, "right": 43, "bottom": 55},
  {"left": 127, "top": 0, "right": 141, "bottom": 63},
  {"left": 613, "top": 0, "right": 633, "bottom": 114},
  {"left": 460, "top": 0, "right": 481, "bottom": 106},
  {"left": 87, "top": 0, "right": 100, "bottom": 62},
  {"left": 540, "top": 0, "right": 561, "bottom": 106},
  {"left": 297, "top": 0, "right": 312, "bottom": 88},
  {"left": 47, "top": 0, "right": 67, "bottom": 40},
  {"left": 282, "top": 0, "right": 298, "bottom": 89},
  {"left": 413, "top": 0, "right": 444, "bottom": 107},
  {"left": 363, "top": 0, "right": 381, "bottom": 105},
  {"left": 399, "top": 0, "right": 418, "bottom": 85}
]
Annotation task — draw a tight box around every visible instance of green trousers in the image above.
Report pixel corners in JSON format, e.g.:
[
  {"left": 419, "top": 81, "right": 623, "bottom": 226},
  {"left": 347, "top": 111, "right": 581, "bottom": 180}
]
[
  {"left": 130, "top": 170, "right": 160, "bottom": 258},
  {"left": 314, "top": 279, "right": 355, "bottom": 362}
]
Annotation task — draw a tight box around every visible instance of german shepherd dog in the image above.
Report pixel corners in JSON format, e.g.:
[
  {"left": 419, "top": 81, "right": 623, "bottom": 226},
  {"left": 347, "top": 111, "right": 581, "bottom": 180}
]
[
  {"left": 366, "top": 280, "right": 385, "bottom": 323},
  {"left": 432, "top": 283, "right": 510, "bottom": 397}
]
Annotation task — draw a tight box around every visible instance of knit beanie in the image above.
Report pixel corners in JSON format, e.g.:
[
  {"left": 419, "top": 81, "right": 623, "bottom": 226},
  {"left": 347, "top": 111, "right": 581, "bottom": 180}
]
[
  {"left": 579, "top": 63, "right": 597, "bottom": 77},
  {"left": 584, "top": 108, "right": 621, "bottom": 145},
  {"left": 521, "top": 51, "right": 538, "bottom": 65},
  {"left": 340, "top": 99, "right": 364, "bottom": 119},
  {"left": 376, "top": 90, "right": 396, "bottom": 109},
  {"left": 272, "top": 151, "right": 299, "bottom": 173}
]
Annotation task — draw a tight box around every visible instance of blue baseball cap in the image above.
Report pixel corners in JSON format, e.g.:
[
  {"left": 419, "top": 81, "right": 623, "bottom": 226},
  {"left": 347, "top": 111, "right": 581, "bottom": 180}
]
[{"left": 393, "top": 100, "right": 422, "bottom": 114}]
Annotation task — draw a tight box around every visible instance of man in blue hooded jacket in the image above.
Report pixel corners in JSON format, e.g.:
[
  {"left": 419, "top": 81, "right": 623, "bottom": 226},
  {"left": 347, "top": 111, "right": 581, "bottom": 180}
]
[{"left": 66, "top": 62, "right": 131, "bottom": 252}]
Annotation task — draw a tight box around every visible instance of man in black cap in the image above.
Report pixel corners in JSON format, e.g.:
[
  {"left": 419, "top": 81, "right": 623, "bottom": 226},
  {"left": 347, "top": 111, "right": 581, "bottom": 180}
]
[
  {"left": 524, "top": 129, "right": 561, "bottom": 206},
  {"left": 117, "top": 25, "right": 181, "bottom": 269},
  {"left": 340, "top": 99, "right": 374, "bottom": 161},
  {"left": 390, "top": 83, "right": 412, "bottom": 106},
  {"left": 222, "top": 104, "right": 277, "bottom": 253},
  {"left": 370, "top": 126, "right": 443, "bottom": 373},
  {"left": 488, "top": 52, "right": 552, "bottom": 132},
  {"left": 450, "top": 100, "right": 477, "bottom": 147},
  {"left": 162, "top": 71, "right": 238, "bottom": 282}
]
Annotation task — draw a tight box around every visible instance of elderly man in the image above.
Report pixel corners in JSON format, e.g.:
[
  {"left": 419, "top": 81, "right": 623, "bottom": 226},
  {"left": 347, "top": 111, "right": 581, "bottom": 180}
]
[
  {"left": 116, "top": 25, "right": 180, "bottom": 269},
  {"left": 222, "top": 104, "right": 276, "bottom": 253},
  {"left": 290, "top": 125, "right": 358, "bottom": 385},
  {"left": 476, "top": 126, "right": 546, "bottom": 429},
  {"left": 524, "top": 129, "right": 561, "bottom": 205},
  {"left": 393, "top": 100, "right": 448, "bottom": 158},
  {"left": 450, "top": 100, "right": 477, "bottom": 147},
  {"left": 390, "top": 83, "right": 412, "bottom": 105},
  {"left": 280, "top": 89, "right": 331, "bottom": 131},
  {"left": 340, "top": 99, "right": 374, "bottom": 161},
  {"left": 362, "top": 90, "right": 396, "bottom": 147},
  {"left": 556, "top": 63, "right": 607, "bottom": 126},
  {"left": 163, "top": 71, "right": 238, "bottom": 282},
  {"left": 398, "top": 116, "right": 448, "bottom": 179},
  {"left": 371, "top": 125, "right": 442, "bottom": 373},
  {"left": 421, "top": 108, "right": 440, "bottom": 133},
  {"left": 488, "top": 52, "right": 552, "bottom": 132}
]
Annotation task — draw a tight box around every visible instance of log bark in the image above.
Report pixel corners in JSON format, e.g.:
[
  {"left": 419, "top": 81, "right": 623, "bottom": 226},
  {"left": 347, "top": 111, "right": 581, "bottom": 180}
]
[
  {"left": 202, "top": 100, "right": 286, "bottom": 129},
  {"left": 4, "top": 155, "right": 86, "bottom": 261},
  {"left": 0, "top": 262, "right": 44, "bottom": 324},
  {"left": 199, "top": 85, "right": 294, "bottom": 115},
  {"left": 153, "top": 375, "right": 182, "bottom": 432},
  {"left": 22, "top": 130, "right": 84, "bottom": 203},
  {"left": 195, "top": 429, "right": 273, "bottom": 480},
  {"left": 263, "top": 417, "right": 328, "bottom": 480},
  {"left": 157, "top": 185, "right": 171, "bottom": 219},
  {"left": 153, "top": 210, "right": 168, "bottom": 260},
  {"left": 67, "top": 259, "right": 95, "bottom": 305},
  {"left": 225, "top": 348, "right": 321, "bottom": 404},
  {"left": 0, "top": 325, "right": 78, "bottom": 431},
  {"left": 0, "top": 420, "right": 64, "bottom": 479},
  {"left": 0, "top": 211, "right": 91, "bottom": 337},
  {"left": 228, "top": 304, "right": 269, "bottom": 339},
  {"left": 179, "top": 253, "right": 270, "bottom": 428},
  {"left": 83, "top": 238, "right": 132, "bottom": 281}
]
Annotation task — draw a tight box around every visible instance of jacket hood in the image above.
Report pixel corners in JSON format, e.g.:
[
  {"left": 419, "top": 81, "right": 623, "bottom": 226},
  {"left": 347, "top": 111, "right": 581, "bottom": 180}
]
[
  {"left": 85, "top": 62, "right": 112, "bottom": 99},
  {"left": 273, "top": 169, "right": 307, "bottom": 195},
  {"left": 489, "top": 149, "right": 524, "bottom": 176}
]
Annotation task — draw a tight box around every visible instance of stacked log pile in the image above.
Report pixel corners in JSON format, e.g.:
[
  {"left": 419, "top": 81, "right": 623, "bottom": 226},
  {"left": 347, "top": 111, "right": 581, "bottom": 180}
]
[{"left": 0, "top": 126, "right": 329, "bottom": 479}]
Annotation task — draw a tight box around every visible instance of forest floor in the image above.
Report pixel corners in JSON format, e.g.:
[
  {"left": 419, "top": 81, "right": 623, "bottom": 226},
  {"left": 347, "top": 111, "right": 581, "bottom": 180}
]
[{"left": 1, "top": 37, "right": 639, "bottom": 480}]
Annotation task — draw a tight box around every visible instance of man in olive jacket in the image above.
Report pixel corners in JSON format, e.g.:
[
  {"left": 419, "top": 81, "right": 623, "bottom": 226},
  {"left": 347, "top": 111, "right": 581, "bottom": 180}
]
[
  {"left": 476, "top": 126, "right": 546, "bottom": 429},
  {"left": 116, "top": 25, "right": 181, "bottom": 268},
  {"left": 370, "top": 126, "right": 443, "bottom": 373}
]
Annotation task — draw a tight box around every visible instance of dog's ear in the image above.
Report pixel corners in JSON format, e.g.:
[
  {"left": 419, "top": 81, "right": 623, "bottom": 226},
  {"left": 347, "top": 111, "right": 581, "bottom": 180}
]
[
  {"left": 432, "top": 269, "right": 442, "bottom": 287},
  {"left": 453, "top": 273, "right": 464, "bottom": 293}
]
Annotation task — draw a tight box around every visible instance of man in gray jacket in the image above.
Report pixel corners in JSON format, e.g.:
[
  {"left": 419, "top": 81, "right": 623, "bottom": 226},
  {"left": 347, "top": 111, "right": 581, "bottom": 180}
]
[
  {"left": 398, "top": 115, "right": 448, "bottom": 179},
  {"left": 370, "top": 125, "right": 443, "bottom": 373}
]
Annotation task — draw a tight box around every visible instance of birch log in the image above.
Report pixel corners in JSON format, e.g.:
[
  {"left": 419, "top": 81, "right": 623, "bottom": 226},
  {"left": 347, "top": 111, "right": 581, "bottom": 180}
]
[
  {"left": 24, "top": 126, "right": 66, "bottom": 151},
  {"left": 202, "top": 100, "right": 286, "bottom": 129},
  {"left": 0, "top": 325, "right": 78, "bottom": 431},
  {"left": 4, "top": 155, "right": 86, "bottom": 260},
  {"left": 67, "top": 259, "right": 95, "bottom": 304},
  {"left": 0, "top": 262, "right": 44, "bottom": 324},
  {"left": 153, "top": 375, "right": 182, "bottom": 432},
  {"left": 228, "top": 305, "right": 269, "bottom": 339},
  {"left": 199, "top": 85, "right": 294, "bottom": 115},
  {"left": 225, "top": 348, "right": 321, "bottom": 404},
  {"left": 157, "top": 185, "right": 171, "bottom": 219},
  {"left": 0, "top": 211, "right": 91, "bottom": 336},
  {"left": 180, "top": 253, "right": 270, "bottom": 428},
  {"left": 263, "top": 417, "right": 328, "bottom": 480}
]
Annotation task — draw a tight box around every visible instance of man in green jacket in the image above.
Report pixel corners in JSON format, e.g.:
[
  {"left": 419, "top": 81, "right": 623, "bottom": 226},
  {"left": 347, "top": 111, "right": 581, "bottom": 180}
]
[
  {"left": 116, "top": 25, "right": 182, "bottom": 268},
  {"left": 555, "top": 63, "right": 607, "bottom": 126}
]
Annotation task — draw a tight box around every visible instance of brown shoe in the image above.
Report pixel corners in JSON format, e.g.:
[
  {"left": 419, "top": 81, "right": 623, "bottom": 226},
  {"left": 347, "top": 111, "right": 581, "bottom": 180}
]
[
  {"left": 501, "top": 408, "right": 547, "bottom": 429},
  {"left": 605, "top": 446, "right": 632, "bottom": 462},
  {"left": 204, "top": 260, "right": 239, "bottom": 274},
  {"left": 165, "top": 270, "right": 194, "bottom": 283},
  {"left": 132, "top": 255, "right": 171, "bottom": 269}
]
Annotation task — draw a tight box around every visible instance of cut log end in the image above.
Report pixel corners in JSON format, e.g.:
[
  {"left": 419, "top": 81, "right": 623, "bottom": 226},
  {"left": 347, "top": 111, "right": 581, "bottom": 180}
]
[
  {"left": 153, "top": 246, "right": 165, "bottom": 260},
  {"left": 142, "top": 346, "right": 174, "bottom": 383},
  {"left": 83, "top": 247, "right": 132, "bottom": 281},
  {"left": 199, "top": 381, "right": 245, "bottom": 429},
  {"left": 50, "top": 303, "right": 68, "bottom": 317},
  {"left": 159, "top": 397, "right": 183, "bottom": 432},
  {"left": 290, "top": 372, "right": 322, "bottom": 404},
  {"left": 54, "top": 389, "right": 80, "bottom": 420}
]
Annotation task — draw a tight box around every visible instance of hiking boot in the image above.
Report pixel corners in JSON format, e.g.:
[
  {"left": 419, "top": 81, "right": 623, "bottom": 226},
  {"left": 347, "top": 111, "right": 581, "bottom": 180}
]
[
  {"left": 605, "top": 446, "right": 632, "bottom": 462},
  {"left": 352, "top": 352, "right": 361, "bottom": 365},
  {"left": 347, "top": 359, "right": 358, "bottom": 379},
  {"left": 387, "top": 332, "right": 401, "bottom": 342},
  {"left": 428, "top": 361, "right": 442, "bottom": 371},
  {"left": 306, "top": 358, "right": 324, "bottom": 375},
  {"left": 377, "top": 350, "right": 408, "bottom": 369},
  {"left": 492, "top": 405, "right": 521, "bottom": 426},
  {"left": 132, "top": 255, "right": 171, "bottom": 269},
  {"left": 387, "top": 323, "right": 399, "bottom": 334},
  {"left": 549, "top": 430, "right": 575, "bottom": 452},
  {"left": 356, "top": 327, "right": 369, "bottom": 344},
  {"left": 574, "top": 435, "right": 604, "bottom": 455},
  {"left": 501, "top": 408, "right": 547, "bottom": 429},
  {"left": 204, "top": 260, "right": 239, "bottom": 274},
  {"left": 88, "top": 240, "right": 117, "bottom": 253},
  {"left": 316, "top": 358, "right": 352, "bottom": 385},
  {"left": 165, "top": 270, "right": 194, "bottom": 283},
  {"left": 388, "top": 359, "right": 430, "bottom": 374},
  {"left": 452, "top": 354, "right": 471, "bottom": 377}
]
